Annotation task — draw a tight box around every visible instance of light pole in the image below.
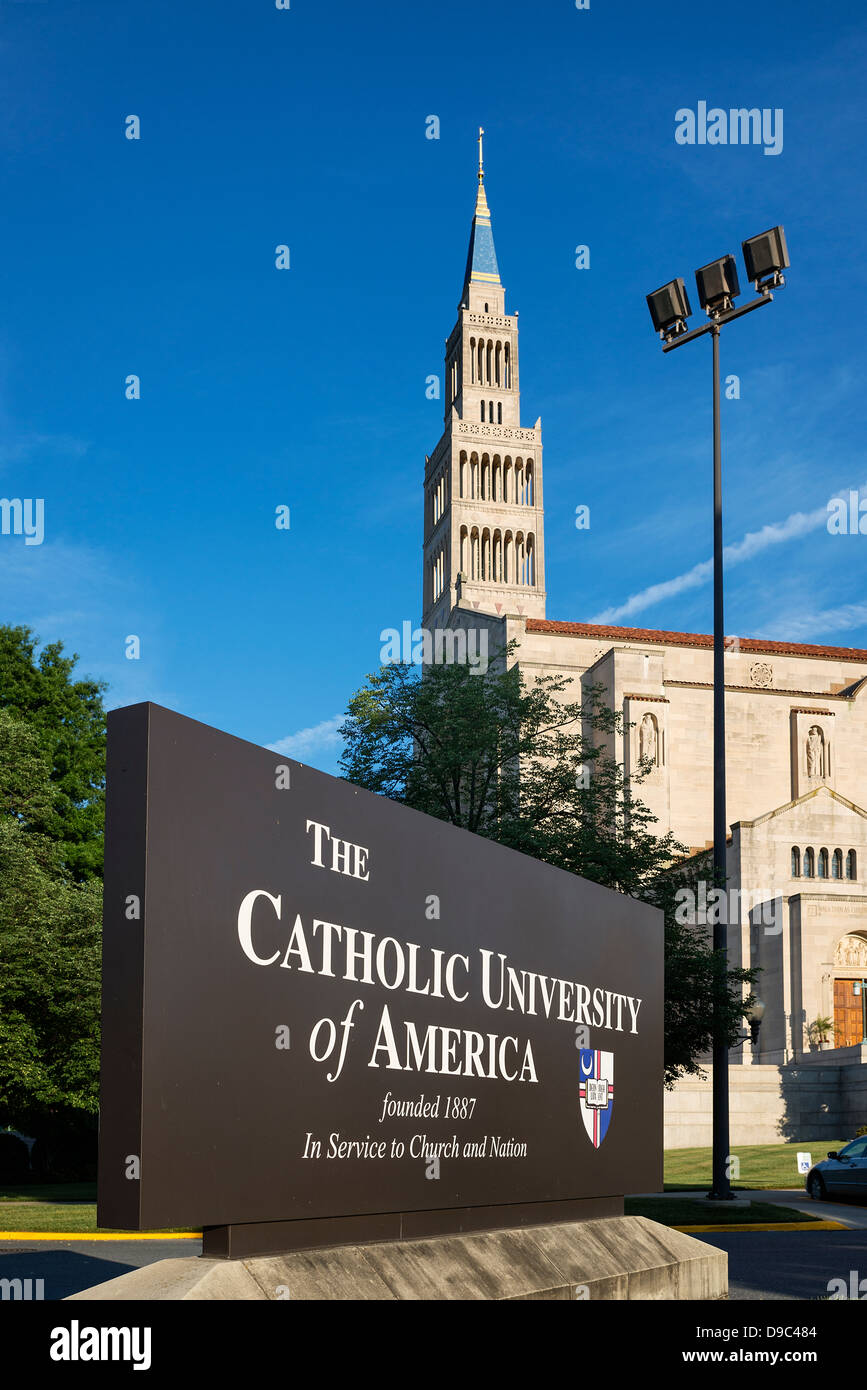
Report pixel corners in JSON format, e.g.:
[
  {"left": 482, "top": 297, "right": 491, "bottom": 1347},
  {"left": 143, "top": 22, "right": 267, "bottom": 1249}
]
[{"left": 646, "top": 227, "right": 790, "bottom": 1201}]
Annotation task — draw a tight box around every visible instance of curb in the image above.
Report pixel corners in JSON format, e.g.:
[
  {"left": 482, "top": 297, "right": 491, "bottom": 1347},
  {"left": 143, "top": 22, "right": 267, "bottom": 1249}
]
[
  {"left": 674, "top": 1220, "right": 848, "bottom": 1233},
  {"left": 0, "top": 1231, "right": 201, "bottom": 1241}
]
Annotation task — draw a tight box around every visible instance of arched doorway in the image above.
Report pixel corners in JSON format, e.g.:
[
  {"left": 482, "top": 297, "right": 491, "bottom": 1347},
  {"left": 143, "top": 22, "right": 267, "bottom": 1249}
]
[{"left": 832, "top": 932, "right": 867, "bottom": 1046}]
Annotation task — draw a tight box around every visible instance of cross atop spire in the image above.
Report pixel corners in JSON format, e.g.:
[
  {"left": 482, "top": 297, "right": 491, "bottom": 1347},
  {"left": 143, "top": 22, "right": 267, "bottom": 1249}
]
[{"left": 463, "top": 127, "right": 499, "bottom": 297}]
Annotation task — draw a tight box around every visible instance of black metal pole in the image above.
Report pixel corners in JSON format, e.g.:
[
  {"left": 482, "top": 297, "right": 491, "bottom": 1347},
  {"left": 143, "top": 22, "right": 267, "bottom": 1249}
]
[{"left": 708, "top": 323, "right": 732, "bottom": 1200}]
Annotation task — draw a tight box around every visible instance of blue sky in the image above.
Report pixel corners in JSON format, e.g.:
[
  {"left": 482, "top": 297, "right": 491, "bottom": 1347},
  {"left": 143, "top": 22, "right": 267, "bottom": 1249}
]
[{"left": 1, "top": 0, "right": 865, "bottom": 774}]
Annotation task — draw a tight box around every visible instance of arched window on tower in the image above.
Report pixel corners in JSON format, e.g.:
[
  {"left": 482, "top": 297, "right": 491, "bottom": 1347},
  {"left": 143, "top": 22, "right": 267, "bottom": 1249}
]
[
  {"left": 847, "top": 850, "right": 858, "bottom": 880},
  {"left": 832, "top": 849, "right": 842, "bottom": 880},
  {"left": 526, "top": 462, "right": 533, "bottom": 505},
  {"left": 481, "top": 529, "right": 491, "bottom": 581},
  {"left": 497, "top": 402, "right": 502, "bottom": 424},
  {"left": 480, "top": 402, "right": 485, "bottom": 422},
  {"left": 504, "top": 343, "right": 511, "bottom": 389},
  {"left": 489, "top": 400, "right": 494, "bottom": 424},
  {"left": 495, "top": 341, "right": 501, "bottom": 387},
  {"left": 469, "top": 338, "right": 476, "bottom": 385},
  {"left": 791, "top": 847, "right": 801, "bottom": 878},
  {"left": 804, "top": 848, "right": 815, "bottom": 878},
  {"left": 818, "top": 848, "right": 829, "bottom": 879}
]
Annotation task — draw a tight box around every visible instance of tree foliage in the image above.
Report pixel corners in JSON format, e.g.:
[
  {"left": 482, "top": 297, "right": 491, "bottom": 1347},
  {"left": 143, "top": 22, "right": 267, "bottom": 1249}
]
[
  {"left": 0, "top": 707, "right": 102, "bottom": 1165},
  {"left": 0, "top": 625, "right": 107, "bottom": 880},
  {"left": 340, "top": 647, "right": 756, "bottom": 1087}
]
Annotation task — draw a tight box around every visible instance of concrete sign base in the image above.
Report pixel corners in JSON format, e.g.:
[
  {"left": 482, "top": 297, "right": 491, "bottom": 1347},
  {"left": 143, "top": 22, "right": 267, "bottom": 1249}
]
[{"left": 67, "top": 1216, "right": 727, "bottom": 1301}]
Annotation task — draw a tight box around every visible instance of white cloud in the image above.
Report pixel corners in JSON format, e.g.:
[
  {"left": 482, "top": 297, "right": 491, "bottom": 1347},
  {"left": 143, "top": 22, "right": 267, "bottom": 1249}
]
[
  {"left": 267, "top": 715, "right": 344, "bottom": 758},
  {"left": 590, "top": 485, "right": 864, "bottom": 626},
  {"left": 766, "top": 603, "right": 867, "bottom": 643}
]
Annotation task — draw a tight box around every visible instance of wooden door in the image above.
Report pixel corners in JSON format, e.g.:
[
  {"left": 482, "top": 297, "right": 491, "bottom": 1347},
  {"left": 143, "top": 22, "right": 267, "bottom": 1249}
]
[{"left": 834, "top": 978, "right": 865, "bottom": 1048}]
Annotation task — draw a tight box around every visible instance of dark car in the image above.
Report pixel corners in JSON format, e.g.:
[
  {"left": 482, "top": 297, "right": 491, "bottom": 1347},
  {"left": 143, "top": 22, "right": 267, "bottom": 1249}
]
[{"left": 806, "top": 1137, "right": 867, "bottom": 1200}]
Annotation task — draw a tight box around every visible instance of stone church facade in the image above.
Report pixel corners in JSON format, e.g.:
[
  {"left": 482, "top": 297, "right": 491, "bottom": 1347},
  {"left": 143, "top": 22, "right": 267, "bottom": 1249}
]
[{"left": 422, "top": 148, "right": 867, "bottom": 1144}]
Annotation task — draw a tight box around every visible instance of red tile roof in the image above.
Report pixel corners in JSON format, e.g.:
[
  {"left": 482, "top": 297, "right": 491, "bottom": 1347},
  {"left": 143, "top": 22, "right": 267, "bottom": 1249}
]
[{"left": 523, "top": 619, "right": 867, "bottom": 663}]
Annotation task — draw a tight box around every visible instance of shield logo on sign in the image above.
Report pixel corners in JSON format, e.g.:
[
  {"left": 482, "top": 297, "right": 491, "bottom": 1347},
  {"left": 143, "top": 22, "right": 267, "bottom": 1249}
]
[{"left": 578, "top": 1048, "right": 614, "bottom": 1148}]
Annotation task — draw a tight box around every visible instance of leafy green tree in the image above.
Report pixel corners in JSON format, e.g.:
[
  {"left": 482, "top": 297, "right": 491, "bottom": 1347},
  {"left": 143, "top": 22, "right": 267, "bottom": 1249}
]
[
  {"left": 0, "top": 625, "right": 107, "bottom": 880},
  {"left": 340, "top": 648, "right": 755, "bottom": 1086},
  {"left": 0, "top": 709, "right": 101, "bottom": 1170}
]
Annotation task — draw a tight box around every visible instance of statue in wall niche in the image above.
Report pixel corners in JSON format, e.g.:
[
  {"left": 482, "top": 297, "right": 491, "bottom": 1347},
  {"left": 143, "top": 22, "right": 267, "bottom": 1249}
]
[
  {"left": 806, "top": 725, "right": 825, "bottom": 779},
  {"left": 834, "top": 934, "right": 867, "bottom": 969},
  {"left": 639, "top": 712, "right": 658, "bottom": 767}
]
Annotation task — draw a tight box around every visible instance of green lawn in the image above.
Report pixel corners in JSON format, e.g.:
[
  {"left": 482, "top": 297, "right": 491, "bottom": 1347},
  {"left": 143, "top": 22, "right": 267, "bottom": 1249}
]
[
  {"left": 0, "top": 1182, "right": 95, "bottom": 1204},
  {"left": 0, "top": 1182, "right": 194, "bottom": 1234},
  {"left": 0, "top": 1200, "right": 100, "bottom": 1232},
  {"left": 664, "top": 1140, "right": 845, "bottom": 1191},
  {"left": 626, "top": 1197, "right": 821, "bottom": 1226}
]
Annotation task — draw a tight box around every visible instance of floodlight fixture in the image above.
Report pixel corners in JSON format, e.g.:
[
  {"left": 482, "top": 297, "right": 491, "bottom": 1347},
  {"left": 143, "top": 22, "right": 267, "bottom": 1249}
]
[
  {"left": 695, "top": 255, "right": 740, "bottom": 317},
  {"left": 646, "top": 278, "right": 692, "bottom": 341},
  {"left": 742, "top": 225, "right": 789, "bottom": 292}
]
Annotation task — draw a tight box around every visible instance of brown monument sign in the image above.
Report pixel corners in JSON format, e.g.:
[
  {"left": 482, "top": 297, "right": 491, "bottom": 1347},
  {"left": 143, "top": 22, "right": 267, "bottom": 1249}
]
[{"left": 98, "top": 703, "right": 663, "bottom": 1257}]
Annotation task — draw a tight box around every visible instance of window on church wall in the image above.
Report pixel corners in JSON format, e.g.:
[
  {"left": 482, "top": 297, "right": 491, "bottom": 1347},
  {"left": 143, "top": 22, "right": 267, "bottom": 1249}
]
[
  {"left": 493, "top": 531, "right": 502, "bottom": 581},
  {"left": 495, "top": 342, "right": 501, "bottom": 387},
  {"left": 504, "top": 343, "right": 511, "bottom": 389},
  {"left": 459, "top": 455, "right": 466, "bottom": 498},
  {"left": 504, "top": 535, "right": 512, "bottom": 584},
  {"left": 460, "top": 528, "right": 468, "bottom": 574},
  {"left": 482, "top": 531, "right": 490, "bottom": 581},
  {"left": 804, "top": 848, "right": 815, "bottom": 878},
  {"left": 469, "top": 338, "right": 476, "bottom": 385},
  {"left": 489, "top": 400, "right": 494, "bottom": 424},
  {"left": 791, "top": 847, "right": 801, "bottom": 878},
  {"left": 526, "top": 462, "right": 534, "bottom": 506},
  {"left": 480, "top": 402, "right": 485, "bottom": 423},
  {"left": 486, "top": 340, "right": 492, "bottom": 385},
  {"left": 527, "top": 535, "right": 535, "bottom": 586},
  {"left": 471, "top": 458, "right": 479, "bottom": 499},
  {"left": 818, "top": 848, "right": 829, "bottom": 879},
  {"left": 847, "top": 850, "right": 858, "bottom": 880},
  {"left": 832, "top": 849, "right": 842, "bottom": 879},
  {"left": 497, "top": 402, "right": 502, "bottom": 424},
  {"left": 493, "top": 460, "right": 500, "bottom": 500},
  {"left": 477, "top": 342, "right": 483, "bottom": 383},
  {"left": 471, "top": 531, "right": 479, "bottom": 580},
  {"left": 504, "top": 461, "right": 512, "bottom": 503}
]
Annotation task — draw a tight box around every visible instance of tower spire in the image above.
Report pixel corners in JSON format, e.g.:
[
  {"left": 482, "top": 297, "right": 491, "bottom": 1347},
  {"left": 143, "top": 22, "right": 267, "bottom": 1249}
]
[{"left": 463, "top": 127, "right": 498, "bottom": 298}]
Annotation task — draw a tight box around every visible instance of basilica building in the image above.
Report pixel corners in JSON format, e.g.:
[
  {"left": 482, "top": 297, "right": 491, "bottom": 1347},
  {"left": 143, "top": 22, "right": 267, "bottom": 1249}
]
[{"left": 422, "top": 144, "right": 867, "bottom": 1144}]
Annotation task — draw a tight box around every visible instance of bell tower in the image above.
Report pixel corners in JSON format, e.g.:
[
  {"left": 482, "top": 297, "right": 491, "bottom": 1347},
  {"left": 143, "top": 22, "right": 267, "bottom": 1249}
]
[{"left": 422, "top": 131, "right": 546, "bottom": 629}]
